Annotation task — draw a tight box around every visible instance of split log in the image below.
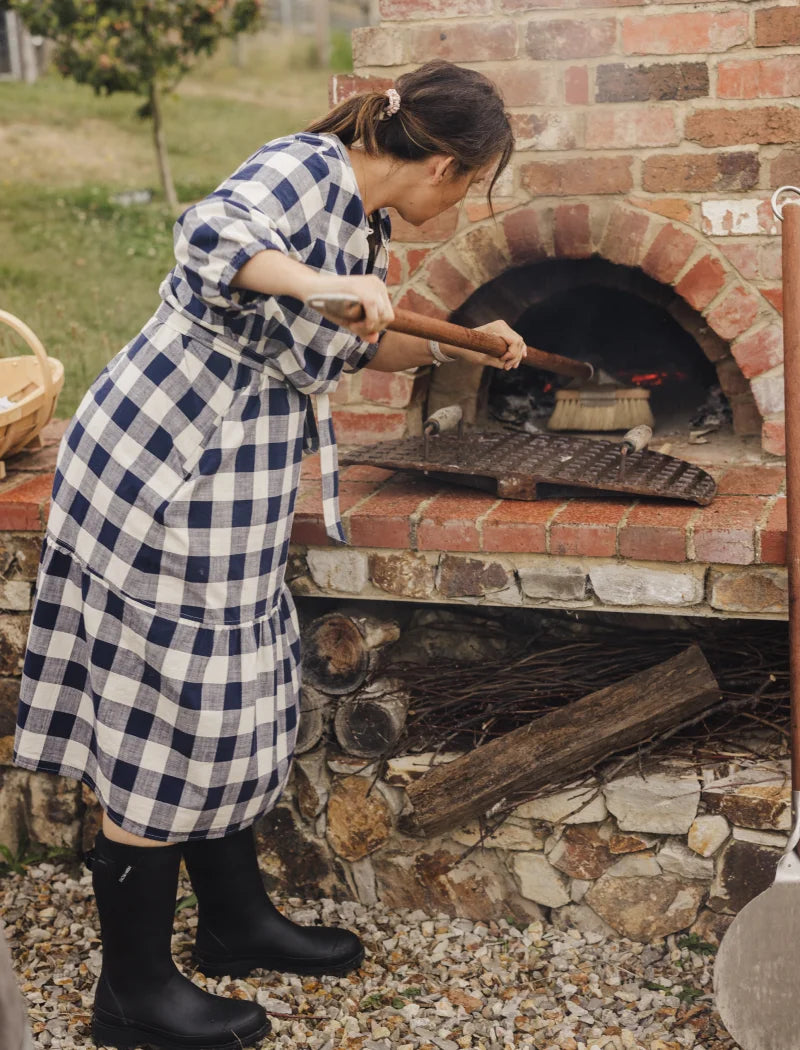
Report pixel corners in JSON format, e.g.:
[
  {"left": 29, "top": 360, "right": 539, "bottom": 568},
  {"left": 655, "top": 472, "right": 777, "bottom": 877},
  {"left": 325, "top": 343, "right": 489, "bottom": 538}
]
[
  {"left": 301, "top": 611, "right": 400, "bottom": 695},
  {"left": 334, "top": 677, "right": 411, "bottom": 759},
  {"left": 402, "top": 645, "right": 721, "bottom": 837},
  {"left": 295, "top": 685, "right": 331, "bottom": 755}
]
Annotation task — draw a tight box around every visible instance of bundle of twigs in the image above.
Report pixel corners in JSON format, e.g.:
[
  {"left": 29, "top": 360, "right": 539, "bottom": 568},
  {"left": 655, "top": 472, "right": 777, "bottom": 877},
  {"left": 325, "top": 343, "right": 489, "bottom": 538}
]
[{"left": 385, "top": 619, "right": 789, "bottom": 757}]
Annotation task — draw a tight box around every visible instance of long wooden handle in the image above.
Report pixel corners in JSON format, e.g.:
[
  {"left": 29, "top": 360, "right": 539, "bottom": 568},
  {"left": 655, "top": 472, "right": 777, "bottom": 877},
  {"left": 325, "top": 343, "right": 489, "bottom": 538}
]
[
  {"left": 781, "top": 200, "right": 800, "bottom": 793},
  {"left": 389, "top": 308, "right": 594, "bottom": 382}
]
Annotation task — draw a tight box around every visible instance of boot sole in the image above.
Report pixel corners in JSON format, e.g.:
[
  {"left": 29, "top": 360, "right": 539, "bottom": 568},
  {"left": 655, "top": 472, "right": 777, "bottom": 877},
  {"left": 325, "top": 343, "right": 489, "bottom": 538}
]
[
  {"left": 193, "top": 945, "right": 365, "bottom": 979},
  {"left": 92, "top": 1016, "right": 271, "bottom": 1050}
]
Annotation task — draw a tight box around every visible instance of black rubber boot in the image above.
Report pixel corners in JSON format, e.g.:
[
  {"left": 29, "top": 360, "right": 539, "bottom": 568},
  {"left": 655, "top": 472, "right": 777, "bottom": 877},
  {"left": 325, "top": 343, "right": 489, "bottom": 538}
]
[
  {"left": 183, "top": 827, "right": 365, "bottom": 979},
  {"left": 88, "top": 830, "right": 270, "bottom": 1050}
]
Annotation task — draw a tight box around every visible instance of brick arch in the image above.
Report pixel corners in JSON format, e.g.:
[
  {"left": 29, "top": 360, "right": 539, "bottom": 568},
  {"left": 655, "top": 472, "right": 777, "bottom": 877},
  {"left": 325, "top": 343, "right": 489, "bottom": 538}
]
[{"left": 397, "top": 200, "right": 785, "bottom": 454}]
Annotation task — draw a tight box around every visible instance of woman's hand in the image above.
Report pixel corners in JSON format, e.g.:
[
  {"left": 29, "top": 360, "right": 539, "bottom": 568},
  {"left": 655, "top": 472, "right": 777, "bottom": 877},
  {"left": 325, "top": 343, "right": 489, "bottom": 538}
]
[
  {"left": 474, "top": 320, "right": 526, "bottom": 370},
  {"left": 307, "top": 274, "right": 395, "bottom": 343}
]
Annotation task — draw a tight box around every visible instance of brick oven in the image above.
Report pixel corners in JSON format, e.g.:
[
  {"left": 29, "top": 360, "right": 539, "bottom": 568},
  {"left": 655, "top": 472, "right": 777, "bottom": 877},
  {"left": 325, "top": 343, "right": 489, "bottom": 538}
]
[{"left": 287, "top": 0, "right": 794, "bottom": 621}]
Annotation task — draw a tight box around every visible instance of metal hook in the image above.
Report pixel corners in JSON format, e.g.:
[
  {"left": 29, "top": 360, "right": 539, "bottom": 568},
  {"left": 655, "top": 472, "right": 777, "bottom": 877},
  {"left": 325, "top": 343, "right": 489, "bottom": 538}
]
[{"left": 771, "top": 186, "right": 800, "bottom": 221}]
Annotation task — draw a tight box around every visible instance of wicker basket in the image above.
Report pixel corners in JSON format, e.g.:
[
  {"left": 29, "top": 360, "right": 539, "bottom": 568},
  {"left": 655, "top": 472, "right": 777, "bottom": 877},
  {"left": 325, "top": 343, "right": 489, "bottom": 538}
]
[{"left": 0, "top": 310, "right": 65, "bottom": 480}]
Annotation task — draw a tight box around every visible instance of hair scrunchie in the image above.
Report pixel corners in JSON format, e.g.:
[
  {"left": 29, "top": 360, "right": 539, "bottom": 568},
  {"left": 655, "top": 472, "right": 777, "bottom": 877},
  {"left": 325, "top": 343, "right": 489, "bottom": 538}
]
[{"left": 382, "top": 88, "right": 401, "bottom": 118}]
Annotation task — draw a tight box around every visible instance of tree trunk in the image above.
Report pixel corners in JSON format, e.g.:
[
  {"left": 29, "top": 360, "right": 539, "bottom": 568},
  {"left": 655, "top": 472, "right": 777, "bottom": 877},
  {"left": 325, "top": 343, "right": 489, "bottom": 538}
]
[
  {"left": 334, "top": 677, "right": 410, "bottom": 758},
  {"left": 301, "top": 611, "right": 400, "bottom": 695},
  {"left": 402, "top": 645, "right": 721, "bottom": 837},
  {"left": 314, "top": 0, "right": 330, "bottom": 66},
  {"left": 149, "top": 80, "right": 179, "bottom": 213}
]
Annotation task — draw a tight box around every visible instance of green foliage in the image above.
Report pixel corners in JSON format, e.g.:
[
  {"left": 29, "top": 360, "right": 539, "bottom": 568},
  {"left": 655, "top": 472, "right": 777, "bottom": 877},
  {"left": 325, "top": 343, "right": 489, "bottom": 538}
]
[
  {"left": 0, "top": 839, "right": 75, "bottom": 877},
  {"left": 175, "top": 892, "right": 197, "bottom": 913},
  {"left": 330, "top": 29, "right": 353, "bottom": 74},
  {"left": 10, "top": 1, "right": 263, "bottom": 99},
  {"left": 676, "top": 932, "right": 716, "bottom": 956}
]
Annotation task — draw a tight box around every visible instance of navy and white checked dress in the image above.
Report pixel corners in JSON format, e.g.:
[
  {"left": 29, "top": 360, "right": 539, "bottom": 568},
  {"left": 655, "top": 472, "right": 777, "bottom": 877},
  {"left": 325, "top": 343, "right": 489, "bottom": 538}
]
[{"left": 13, "top": 132, "right": 390, "bottom": 841}]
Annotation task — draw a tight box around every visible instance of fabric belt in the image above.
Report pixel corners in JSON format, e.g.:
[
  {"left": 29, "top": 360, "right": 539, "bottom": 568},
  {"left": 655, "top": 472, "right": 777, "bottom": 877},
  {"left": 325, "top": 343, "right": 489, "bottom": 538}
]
[{"left": 157, "top": 313, "right": 346, "bottom": 544}]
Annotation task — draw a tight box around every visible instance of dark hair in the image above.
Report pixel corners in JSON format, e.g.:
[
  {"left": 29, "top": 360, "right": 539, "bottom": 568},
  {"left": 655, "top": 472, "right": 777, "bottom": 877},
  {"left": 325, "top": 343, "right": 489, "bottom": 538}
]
[{"left": 305, "top": 60, "right": 514, "bottom": 212}]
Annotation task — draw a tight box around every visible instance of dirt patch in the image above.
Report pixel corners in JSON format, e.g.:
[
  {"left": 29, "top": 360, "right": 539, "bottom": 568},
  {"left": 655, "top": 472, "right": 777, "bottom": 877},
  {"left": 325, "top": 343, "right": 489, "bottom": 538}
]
[{"left": 0, "top": 119, "right": 154, "bottom": 187}]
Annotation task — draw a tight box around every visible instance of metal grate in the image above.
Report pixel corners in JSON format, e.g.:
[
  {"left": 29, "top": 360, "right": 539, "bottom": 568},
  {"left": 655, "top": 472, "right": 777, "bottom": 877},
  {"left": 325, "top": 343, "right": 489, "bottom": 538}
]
[{"left": 341, "top": 430, "right": 717, "bottom": 505}]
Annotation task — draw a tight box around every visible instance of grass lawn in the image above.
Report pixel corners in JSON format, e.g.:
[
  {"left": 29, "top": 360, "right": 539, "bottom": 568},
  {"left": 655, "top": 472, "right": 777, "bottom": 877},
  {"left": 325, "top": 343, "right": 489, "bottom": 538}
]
[{"left": 0, "top": 31, "right": 341, "bottom": 418}]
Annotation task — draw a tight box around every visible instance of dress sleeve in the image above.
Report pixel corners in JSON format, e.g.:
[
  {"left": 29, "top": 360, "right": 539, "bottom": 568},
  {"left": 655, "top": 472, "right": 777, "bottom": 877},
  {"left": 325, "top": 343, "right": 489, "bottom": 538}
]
[
  {"left": 173, "top": 192, "right": 290, "bottom": 308},
  {"left": 172, "top": 143, "right": 335, "bottom": 310}
]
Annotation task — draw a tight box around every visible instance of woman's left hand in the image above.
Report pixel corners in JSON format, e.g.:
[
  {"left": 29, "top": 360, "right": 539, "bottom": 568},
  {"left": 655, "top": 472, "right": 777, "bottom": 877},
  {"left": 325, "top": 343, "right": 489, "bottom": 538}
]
[{"left": 475, "top": 320, "right": 526, "bottom": 370}]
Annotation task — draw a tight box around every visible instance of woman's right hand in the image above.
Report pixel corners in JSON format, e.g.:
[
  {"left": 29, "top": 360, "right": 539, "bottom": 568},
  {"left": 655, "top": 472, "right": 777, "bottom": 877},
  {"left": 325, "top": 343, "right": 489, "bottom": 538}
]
[{"left": 308, "top": 274, "right": 395, "bottom": 343}]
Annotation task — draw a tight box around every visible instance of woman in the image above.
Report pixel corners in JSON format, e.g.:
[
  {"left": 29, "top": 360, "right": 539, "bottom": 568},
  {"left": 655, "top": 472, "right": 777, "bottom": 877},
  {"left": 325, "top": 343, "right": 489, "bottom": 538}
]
[{"left": 14, "top": 59, "right": 521, "bottom": 1050}]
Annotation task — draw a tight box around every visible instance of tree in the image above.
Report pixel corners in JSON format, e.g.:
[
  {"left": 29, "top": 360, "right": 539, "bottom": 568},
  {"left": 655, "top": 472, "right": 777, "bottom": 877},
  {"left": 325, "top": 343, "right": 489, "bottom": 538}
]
[{"left": 11, "top": 0, "right": 262, "bottom": 211}]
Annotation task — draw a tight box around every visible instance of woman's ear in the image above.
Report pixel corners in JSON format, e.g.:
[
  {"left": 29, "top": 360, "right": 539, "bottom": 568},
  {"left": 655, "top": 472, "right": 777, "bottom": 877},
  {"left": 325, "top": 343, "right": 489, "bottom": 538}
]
[{"left": 431, "top": 155, "right": 456, "bottom": 184}]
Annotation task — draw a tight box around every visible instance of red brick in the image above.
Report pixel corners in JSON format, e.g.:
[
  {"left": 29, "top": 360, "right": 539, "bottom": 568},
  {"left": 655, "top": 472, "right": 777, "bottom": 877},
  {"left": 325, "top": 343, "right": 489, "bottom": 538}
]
[
  {"left": 521, "top": 156, "right": 633, "bottom": 197},
  {"left": 599, "top": 208, "right": 652, "bottom": 268},
  {"left": 718, "top": 57, "right": 800, "bottom": 100},
  {"left": 762, "top": 415, "right": 786, "bottom": 455},
  {"left": 380, "top": 0, "right": 492, "bottom": 17},
  {"left": 760, "top": 242, "right": 783, "bottom": 282},
  {"left": 553, "top": 204, "right": 592, "bottom": 259},
  {"left": 622, "top": 12, "right": 748, "bottom": 55},
  {"left": 330, "top": 74, "right": 392, "bottom": 106},
  {"left": 642, "top": 152, "right": 759, "bottom": 193},
  {"left": 565, "top": 65, "right": 589, "bottom": 104},
  {"left": 395, "top": 288, "right": 448, "bottom": 321},
  {"left": 406, "top": 248, "right": 431, "bottom": 276},
  {"left": 505, "top": 0, "right": 636, "bottom": 7},
  {"left": 460, "top": 226, "right": 509, "bottom": 282},
  {"left": 351, "top": 26, "right": 405, "bottom": 66},
  {"left": 675, "top": 255, "right": 727, "bottom": 311},
  {"left": 0, "top": 473, "right": 53, "bottom": 531},
  {"left": 465, "top": 199, "right": 516, "bottom": 223},
  {"left": 687, "top": 107, "right": 800, "bottom": 148},
  {"left": 706, "top": 286, "right": 763, "bottom": 341},
  {"left": 339, "top": 465, "right": 395, "bottom": 484},
  {"left": 731, "top": 395, "right": 763, "bottom": 437},
  {"left": 641, "top": 224, "right": 697, "bottom": 284},
  {"left": 388, "top": 206, "right": 459, "bottom": 244},
  {"left": 618, "top": 503, "right": 697, "bottom": 562},
  {"left": 331, "top": 409, "right": 409, "bottom": 446},
  {"left": 750, "top": 373, "right": 784, "bottom": 418},
  {"left": 730, "top": 324, "right": 784, "bottom": 379},
  {"left": 424, "top": 256, "right": 475, "bottom": 312},
  {"left": 526, "top": 17, "right": 616, "bottom": 60},
  {"left": 347, "top": 478, "right": 439, "bottom": 548},
  {"left": 628, "top": 195, "right": 693, "bottom": 225},
  {"left": 358, "top": 370, "right": 419, "bottom": 409},
  {"left": 386, "top": 252, "right": 403, "bottom": 287},
  {"left": 511, "top": 112, "right": 580, "bottom": 152},
  {"left": 755, "top": 6, "right": 800, "bottom": 48},
  {"left": 719, "top": 243, "right": 759, "bottom": 281},
  {"left": 489, "top": 64, "right": 561, "bottom": 106},
  {"left": 416, "top": 491, "right": 497, "bottom": 552},
  {"left": 692, "top": 496, "right": 767, "bottom": 565},
  {"left": 292, "top": 480, "right": 379, "bottom": 548},
  {"left": 717, "top": 465, "right": 785, "bottom": 496},
  {"left": 760, "top": 498, "right": 787, "bottom": 564},
  {"left": 762, "top": 287, "right": 783, "bottom": 313},
  {"left": 481, "top": 500, "right": 562, "bottom": 554},
  {"left": 771, "top": 148, "right": 800, "bottom": 188},
  {"left": 410, "top": 20, "right": 517, "bottom": 62},
  {"left": 596, "top": 61, "right": 708, "bottom": 103},
  {"left": 585, "top": 108, "right": 679, "bottom": 150},
  {"left": 300, "top": 454, "right": 322, "bottom": 480},
  {"left": 550, "top": 501, "right": 628, "bottom": 558},
  {"left": 502, "top": 208, "right": 550, "bottom": 265},
  {"left": 715, "top": 357, "right": 751, "bottom": 399}
]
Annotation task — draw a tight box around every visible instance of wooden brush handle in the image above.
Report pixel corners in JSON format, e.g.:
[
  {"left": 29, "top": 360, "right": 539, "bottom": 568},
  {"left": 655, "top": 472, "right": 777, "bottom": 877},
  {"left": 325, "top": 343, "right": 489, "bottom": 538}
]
[{"left": 389, "top": 308, "right": 594, "bottom": 382}]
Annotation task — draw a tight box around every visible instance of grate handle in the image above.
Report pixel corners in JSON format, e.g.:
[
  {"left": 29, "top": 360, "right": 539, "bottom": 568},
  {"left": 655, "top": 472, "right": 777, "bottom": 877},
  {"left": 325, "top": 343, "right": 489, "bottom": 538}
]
[{"left": 389, "top": 308, "right": 594, "bottom": 381}]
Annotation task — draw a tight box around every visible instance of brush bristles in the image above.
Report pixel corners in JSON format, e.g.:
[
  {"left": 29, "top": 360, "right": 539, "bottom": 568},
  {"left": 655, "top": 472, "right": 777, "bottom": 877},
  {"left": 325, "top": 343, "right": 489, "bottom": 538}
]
[{"left": 547, "top": 398, "right": 655, "bottom": 432}]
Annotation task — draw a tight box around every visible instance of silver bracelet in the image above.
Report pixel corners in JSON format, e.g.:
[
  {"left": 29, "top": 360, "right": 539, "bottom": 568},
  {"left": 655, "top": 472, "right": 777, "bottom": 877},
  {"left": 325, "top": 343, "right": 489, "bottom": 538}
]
[{"left": 429, "top": 339, "right": 455, "bottom": 366}]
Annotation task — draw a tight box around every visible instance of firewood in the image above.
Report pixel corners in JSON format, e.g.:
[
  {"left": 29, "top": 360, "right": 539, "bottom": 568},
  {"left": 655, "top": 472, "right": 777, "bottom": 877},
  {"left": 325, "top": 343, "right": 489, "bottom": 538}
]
[
  {"left": 333, "top": 677, "right": 410, "bottom": 758},
  {"left": 402, "top": 645, "right": 721, "bottom": 837},
  {"left": 301, "top": 611, "right": 401, "bottom": 695},
  {"left": 295, "top": 684, "right": 331, "bottom": 755}
]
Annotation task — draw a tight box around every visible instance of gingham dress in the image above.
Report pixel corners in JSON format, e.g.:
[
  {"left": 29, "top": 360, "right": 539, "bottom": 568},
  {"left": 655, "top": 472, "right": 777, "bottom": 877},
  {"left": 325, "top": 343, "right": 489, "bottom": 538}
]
[{"left": 13, "top": 132, "right": 390, "bottom": 842}]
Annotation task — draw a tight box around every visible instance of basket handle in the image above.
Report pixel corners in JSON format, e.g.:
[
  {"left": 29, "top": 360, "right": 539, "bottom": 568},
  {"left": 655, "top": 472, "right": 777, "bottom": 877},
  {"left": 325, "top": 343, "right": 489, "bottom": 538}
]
[{"left": 0, "top": 309, "right": 55, "bottom": 400}]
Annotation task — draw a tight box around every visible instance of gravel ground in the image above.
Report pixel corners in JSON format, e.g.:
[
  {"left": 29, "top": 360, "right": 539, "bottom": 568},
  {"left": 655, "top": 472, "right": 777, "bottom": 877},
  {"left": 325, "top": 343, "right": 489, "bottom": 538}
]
[{"left": 2, "top": 861, "right": 738, "bottom": 1050}]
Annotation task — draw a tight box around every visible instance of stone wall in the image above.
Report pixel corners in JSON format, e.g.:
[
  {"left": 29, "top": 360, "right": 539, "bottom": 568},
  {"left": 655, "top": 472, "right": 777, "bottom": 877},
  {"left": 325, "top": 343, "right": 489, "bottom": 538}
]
[
  {"left": 260, "top": 739, "right": 788, "bottom": 945},
  {"left": 326, "top": 0, "right": 797, "bottom": 454}
]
